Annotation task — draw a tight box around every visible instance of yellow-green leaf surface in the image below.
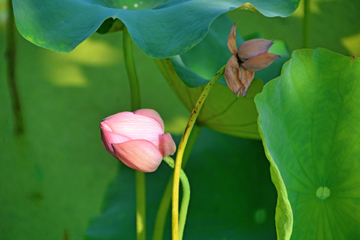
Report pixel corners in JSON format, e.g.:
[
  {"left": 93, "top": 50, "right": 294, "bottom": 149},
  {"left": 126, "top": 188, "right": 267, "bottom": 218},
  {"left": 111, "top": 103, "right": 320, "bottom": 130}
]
[
  {"left": 156, "top": 58, "right": 263, "bottom": 139},
  {"left": 255, "top": 48, "right": 360, "bottom": 239}
]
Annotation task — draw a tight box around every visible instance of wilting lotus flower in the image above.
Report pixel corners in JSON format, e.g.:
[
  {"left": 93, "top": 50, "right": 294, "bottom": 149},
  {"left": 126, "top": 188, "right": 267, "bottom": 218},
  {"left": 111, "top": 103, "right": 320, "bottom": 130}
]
[
  {"left": 100, "top": 109, "right": 176, "bottom": 172},
  {"left": 225, "top": 23, "right": 281, "bottom": 97}
]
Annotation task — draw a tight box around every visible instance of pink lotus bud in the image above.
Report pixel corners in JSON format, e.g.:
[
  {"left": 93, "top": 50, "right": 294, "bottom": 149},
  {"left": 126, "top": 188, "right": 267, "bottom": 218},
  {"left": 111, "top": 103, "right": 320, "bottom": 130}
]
[{"left": 100, "top": 109, "right": 176, "bottom": 172}]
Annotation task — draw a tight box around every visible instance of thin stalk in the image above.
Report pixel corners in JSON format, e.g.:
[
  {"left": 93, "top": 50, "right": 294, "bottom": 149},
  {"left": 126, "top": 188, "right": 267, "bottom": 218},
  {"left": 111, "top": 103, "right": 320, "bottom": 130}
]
[
  {"left": 6, "top": 0, "right": 24, "bottom": 134},
  {"left": 123, "top": 25, "right": 145, "bottom": 240},
  {"left": 135, "top": 171, "right": 146, "bottom": 240},
  {"left": 152, "top": 124, "right": 202, "bottom": 240},
  {"left": 181, "top": 124, "right": 202, "bottom": 168},
  {"left": 123, "top": 25, "right": 141, "bottom": 111},
  {"left": 153, "top": 177, "right": 173, "bottom": 240},
  {"left": 163, "top": 157, "right": 190, "bottom": 240},
  {"left": 172, "top": 65, "right": 226, "bottom": 240},
  {"left": 303, "top": 0, "right": 310, "bottom": 48}
]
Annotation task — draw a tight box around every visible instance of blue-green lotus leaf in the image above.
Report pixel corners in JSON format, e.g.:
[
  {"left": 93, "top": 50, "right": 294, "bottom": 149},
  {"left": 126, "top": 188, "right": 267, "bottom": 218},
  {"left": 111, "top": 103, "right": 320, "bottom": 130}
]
[
  {"left": 170, "top": 14, "right": 290, "bottom": 87},
  {"left": 255, "top": 48, "right": 360, "bottom": 240},
  {"left": 13, "top": 0, "right": 300, "bottom": 58}
]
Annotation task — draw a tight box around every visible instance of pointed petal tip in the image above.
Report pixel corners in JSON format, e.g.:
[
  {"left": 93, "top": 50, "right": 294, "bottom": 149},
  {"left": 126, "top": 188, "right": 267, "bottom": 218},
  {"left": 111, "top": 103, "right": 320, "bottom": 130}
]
[
  {"left": 233, "top": 89, "right": 240, "bottom": 97},
  {"left": 227, "top": 23, "right": 238, "bottom": 56},
  {"left": 100, "top": 121, "right": 112, "bottom": 132},
  {"left": 161, "top": 133, "right": 176, "bottom": 157},
  {"left": 242, "top": 53, "right": 281, "bottom": 72},
  {"left": 240, "top": 88, "right": 248, "bottom": 97},
  {"left": 238, "top": 39, "right": 274, "bottom": 61}
]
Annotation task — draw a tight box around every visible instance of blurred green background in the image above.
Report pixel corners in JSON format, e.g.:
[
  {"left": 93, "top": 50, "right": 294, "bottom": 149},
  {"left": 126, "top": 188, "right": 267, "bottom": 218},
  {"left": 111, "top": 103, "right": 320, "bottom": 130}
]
[{"left": 1, "top": 0, "right": 359, "bottom": 239}]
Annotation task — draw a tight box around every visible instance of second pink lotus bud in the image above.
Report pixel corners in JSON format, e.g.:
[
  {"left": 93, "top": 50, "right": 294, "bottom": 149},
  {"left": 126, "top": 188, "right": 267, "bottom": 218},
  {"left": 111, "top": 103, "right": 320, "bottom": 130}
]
[{"left": 100, "top": 109, "right": 176, "bottom": 172}]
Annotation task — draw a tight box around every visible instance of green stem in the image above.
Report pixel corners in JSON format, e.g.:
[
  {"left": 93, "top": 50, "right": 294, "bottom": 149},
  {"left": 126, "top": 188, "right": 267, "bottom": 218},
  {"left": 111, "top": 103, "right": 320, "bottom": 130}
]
[
  {"left": 153, "top": 178, "right": 173, "bottom": 240},
  {"left": 6, "top": 0, "right": 24, "bottom": 134},
  {"left": 163, "top": 157, "right": 190, "bottom": 240},
  {"left": 152, "top": 124, "right": 202, "bottom": 240},
  {"left": 181, "top": 124, "right": 202, "bottom": 168},
  {"left": 172, "top": 65, "right": 226, "bottom": 240},
  {"left": 123, "top": 25, "right": 145, "bottom": 240},
  {"left": 135, "top": 171, "right": 146, "bottom": 240},
  {"left": 123, "top": 25, "right": 141, "bottom": 111},
  {"left": 303, "top": 0, "right": 310, "bottom": 48}
]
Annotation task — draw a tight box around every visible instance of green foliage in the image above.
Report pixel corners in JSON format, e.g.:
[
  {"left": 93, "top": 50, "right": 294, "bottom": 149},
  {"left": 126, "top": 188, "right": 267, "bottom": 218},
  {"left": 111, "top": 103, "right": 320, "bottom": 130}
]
[
  {"left": 3, "top": 0, "right": 360, "bottom": 239},
  {"left": 159, "top": 14, "right": 289, "bottom": 139},
  {"left": 255, "top": 48, "right": 360, "bottom": 239},
  {"left": 85, "top": 128, "right": 277, "bottom": 240},
  {"left": 12, "top": 0, "right": 300, "bottom": 58}
]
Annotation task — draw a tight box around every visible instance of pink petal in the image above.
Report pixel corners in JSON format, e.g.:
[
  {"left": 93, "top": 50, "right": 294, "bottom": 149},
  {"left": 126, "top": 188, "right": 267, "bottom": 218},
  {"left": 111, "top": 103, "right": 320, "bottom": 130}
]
[
  {"left": 238, "top": 39, "right": 274, "bottom": 62},
  {"left": 102, "top": 112, "right": 133, "bottom": 126},
  {"left": 160, "top": 133, "right": 177, "bottom": 157},
  {"left": 113, "top": 140, "right": 163, "bottom": 172},
  {"left": 100, "top": 127, "right": 131, "bottom": 155},
  {"left": 241, "top": 53, "right": 281, "bottom": 72},
  {"left": 103, "top": 112, "right": 164, "bottom": 147},
  {"left": 134, "top": 109, "right": 164, "bottom": 130},
  {"left": 227, "top": 23, "right": 238, "bottom": 56},
  {"left": 225, "top": 56, "right": 242, "bottom": 96}
]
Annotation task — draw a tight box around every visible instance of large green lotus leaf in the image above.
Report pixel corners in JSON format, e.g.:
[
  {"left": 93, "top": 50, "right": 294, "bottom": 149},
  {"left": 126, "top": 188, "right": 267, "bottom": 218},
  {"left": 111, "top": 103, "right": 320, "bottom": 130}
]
[
  {"left": 12, "top": 0, "right": 300, "bottom": 58},
  {"left": 170, "top": 14, "right": 290, "bottom": 87},
  {"left": 255, "top": 48, "right": 360, "bottom": 240},
  {"left": 85, "top": 128, "right": 277, "bottom": 240},
  {"left": 156, "top": 58, "right": 263, "bottom": 139}
]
